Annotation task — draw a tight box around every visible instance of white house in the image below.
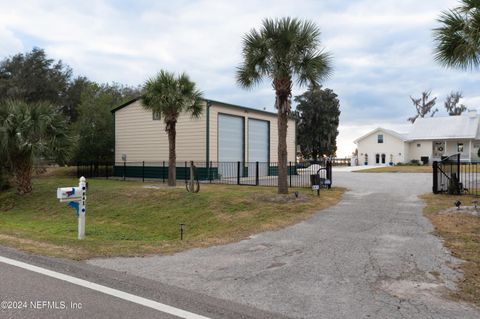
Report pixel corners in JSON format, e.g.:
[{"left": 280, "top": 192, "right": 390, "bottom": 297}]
[{"left": 354, "top": 110, "right": 480, "bottom": 165}]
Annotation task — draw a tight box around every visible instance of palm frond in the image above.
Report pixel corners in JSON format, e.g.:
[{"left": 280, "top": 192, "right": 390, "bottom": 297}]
[
  {"left": 433, "top": 2, "right": 480, "bottom": 69},
  {"left": 237, "top": 17, "right": 332, "bottom": 91},
  {"left": 141, "top": 70, "right": 203, "bottom": 123}
]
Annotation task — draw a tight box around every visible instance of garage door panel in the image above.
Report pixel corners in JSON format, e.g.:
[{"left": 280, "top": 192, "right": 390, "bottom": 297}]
[
  {"left": 248, "top": 119, "right": 269, "bottom": 177},
  {"left": 218, "top": 114, "right": 243, "bottom": 177}
]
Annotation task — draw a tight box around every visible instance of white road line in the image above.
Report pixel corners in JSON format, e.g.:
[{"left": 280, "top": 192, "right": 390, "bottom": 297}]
[{"left": 0, "top": 255, "right": 211, "bottom": 319}]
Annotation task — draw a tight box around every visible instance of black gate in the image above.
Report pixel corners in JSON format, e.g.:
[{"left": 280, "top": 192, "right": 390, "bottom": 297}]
[{"left": 433, "top": 153, "right": 461, "bottom": 194}]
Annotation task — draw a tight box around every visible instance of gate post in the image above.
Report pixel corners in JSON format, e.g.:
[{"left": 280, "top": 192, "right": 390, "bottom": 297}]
[
  {"left": 255, "top": 161, "right": 259, "bottom": 186},
  {"left": 457, "top": 153, "right": 460, "bottom": 182},
  {"left": 432, "top": 161, "right": 438, "bottom": 194},
  {"left": 326, "top": 160, "right": 332, "bottom": 189},
  {"left": 237, "top": 161, "right": 241, "bottom": 185}
]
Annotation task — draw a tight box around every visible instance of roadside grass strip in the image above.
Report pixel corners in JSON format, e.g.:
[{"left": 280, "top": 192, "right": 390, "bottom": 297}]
[
  {"left": 0, "top": 176, "right": 344, "bottom": 259},
  {"left": 421, "top": 193, "right": 480, "bottom": 306}
]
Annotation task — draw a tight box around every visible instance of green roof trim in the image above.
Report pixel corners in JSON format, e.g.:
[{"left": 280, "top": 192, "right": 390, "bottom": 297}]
[
  {"left": 204, "top": 99, "right": 277, "bottom": 116},
  {"left": 110, "top": 97, "right": 140, "bottom": 113},
  {"left": 110, "top": 97, "right": 277, "bottom": 117}
]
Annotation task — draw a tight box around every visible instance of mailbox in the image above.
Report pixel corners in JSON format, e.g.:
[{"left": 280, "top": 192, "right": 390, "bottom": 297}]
[
  {"left": 56, "top": 176, "right": 87, "bottom": 240},
  {"left": 57, "top": 187, "right": 82, "bottom": 202}
]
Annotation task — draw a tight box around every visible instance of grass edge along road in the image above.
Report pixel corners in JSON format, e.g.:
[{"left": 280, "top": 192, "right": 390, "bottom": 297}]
[
  {"left": 421, "top": 193, "right": 480, "bottom": 307},
  {"left": 0, "top": 176, "right": 344, "bottom": 260}
]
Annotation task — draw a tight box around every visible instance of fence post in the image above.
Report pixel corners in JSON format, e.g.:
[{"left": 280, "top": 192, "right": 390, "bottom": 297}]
[
  {"left": 209, "top": 161, "right": 213, "bottom": 183},
  {"left": 163, "top": 161, "right": 165, "bottom": 183},
  {"left": 255, "top": 161, "right": 259, "bottom": 186},
  {"left": 289, "top": 161, "right": 292, "bottom": 188},
  {"left": 185, "top": 161, "right": 188, "bottom": 183},
  {"left": 142, "top": 161, "right": 145, "bottom": 182},
  {"left": 237, "top": 161, "right": 241, "bottom": 185},
  {"left": 123, "top": 161, "right": 126, "bottom": 181},
  {"left": 432, "top": 161, "right": 438, "bottom": 194}
]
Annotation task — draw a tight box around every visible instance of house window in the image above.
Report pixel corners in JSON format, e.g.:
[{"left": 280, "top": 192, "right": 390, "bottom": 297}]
[
  {"left": 377, "top": 134, "right": 383, "bottom": 143},
  {"left": 375, "top": 154, "right": 380, "bottom": 164},
  {"left": 381, "top": 154, "right": 386, "bottom": 164},
  {"left": 417, "top": 143, "right": 421, "bottom": 148},
  {"left": 458, "top": 143, "right": 464, "bottom": 153},
  {"left": 152, "top": 111, "right": 161, "bottom": 120}
]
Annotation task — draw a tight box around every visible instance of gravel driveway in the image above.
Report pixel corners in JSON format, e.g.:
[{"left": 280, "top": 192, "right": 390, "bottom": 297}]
[{"left": 89, "top": 172, "right": 480, "bottom": 318}]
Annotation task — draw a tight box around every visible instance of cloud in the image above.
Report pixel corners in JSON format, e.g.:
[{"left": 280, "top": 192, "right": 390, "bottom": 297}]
[{"left": 0, "top": 0, "right": 474, "bottom": 157}]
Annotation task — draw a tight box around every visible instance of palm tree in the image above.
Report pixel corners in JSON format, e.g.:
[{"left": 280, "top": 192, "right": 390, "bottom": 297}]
[
  {"left": 433, "top": 0, "right": 480, "bottom": 69},
  {"left": 0, "top": 100, "right": 70, "bottom": 194},
  {"left": 141, "top": 70, "right": 203, "bottom": 186},
  {"left": 237, "top": 17, "right": 332, "bottom": 194}
]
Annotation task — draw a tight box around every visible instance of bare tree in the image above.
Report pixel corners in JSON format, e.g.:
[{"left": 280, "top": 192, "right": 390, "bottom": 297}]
[
  {"left": 407, "top": 91, "right": 438, "bottom": 123},
  {"left": 444, "top": 91, "right": 467, "bottom": 116}
]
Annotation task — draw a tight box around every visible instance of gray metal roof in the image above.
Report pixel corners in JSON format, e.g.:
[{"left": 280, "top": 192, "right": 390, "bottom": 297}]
[{"left": 407, "top": 113, "right": 479, "bottom": 140}]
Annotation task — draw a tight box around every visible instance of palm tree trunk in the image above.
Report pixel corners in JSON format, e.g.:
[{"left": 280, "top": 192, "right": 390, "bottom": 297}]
[
  {"left": 274, "top": 78, "right": 291, "bottom": 195},
  {"left": 13, "top": 158, "right": 33, "bottom": 195},
  {"left": 167, "top": 122, "right": 177, "bottom": 187},
  {"left": 277, "top": 110, "right": 289, "bottom": 194}
]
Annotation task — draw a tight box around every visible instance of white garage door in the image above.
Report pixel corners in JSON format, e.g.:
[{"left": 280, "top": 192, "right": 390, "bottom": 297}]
[
  {"left": 248, "top": 119, "right": 269, "bottom": 177},
  {"left": 218, "top": 114, "right": 243, "bottom": 177}
]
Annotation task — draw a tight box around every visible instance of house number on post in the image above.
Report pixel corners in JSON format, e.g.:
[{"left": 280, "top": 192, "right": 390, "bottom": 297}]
[{"left": 56, "top": 176, "right": 87, "bottom": 240}]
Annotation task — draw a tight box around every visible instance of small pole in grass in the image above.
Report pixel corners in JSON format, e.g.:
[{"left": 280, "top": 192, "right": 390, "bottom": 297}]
[{"left": 180, "top": 223, "right": 185, "bottom": 240}]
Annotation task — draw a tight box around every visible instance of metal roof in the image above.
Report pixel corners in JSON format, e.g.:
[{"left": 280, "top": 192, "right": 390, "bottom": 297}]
[{"left": 407, "top": 113, "right": 479, "bottom": 140}]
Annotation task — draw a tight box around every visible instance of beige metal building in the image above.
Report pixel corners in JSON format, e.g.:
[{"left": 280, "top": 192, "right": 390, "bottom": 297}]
[{"left": 111, "top": 98, "right": 296, "bottom": 178}]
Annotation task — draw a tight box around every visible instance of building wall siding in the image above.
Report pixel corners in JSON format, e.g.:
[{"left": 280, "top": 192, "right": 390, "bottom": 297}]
[
  {"left": 115, "top": 100, "right": 206, "bottom": 162},
  {"left": 357, "top": 130, "right": 406, "bottom": 165},
  {"left": 407, "top": 140, "right": 432, "bottom": 162},
  {"left": 208, "top": 103, "right": 296, "bottom": 163},
  {"left": 115, "top": 100, "right": 296, "bottom": 164}
]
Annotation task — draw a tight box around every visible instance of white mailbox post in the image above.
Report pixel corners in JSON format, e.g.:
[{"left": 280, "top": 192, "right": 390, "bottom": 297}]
[{"left": 57, "top": 176, "right": 87, "bottom": 240}]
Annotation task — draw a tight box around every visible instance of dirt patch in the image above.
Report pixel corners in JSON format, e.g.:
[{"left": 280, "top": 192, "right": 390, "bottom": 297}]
[
  {"left": 0, "top": 234, "right": 89, "bottom": 260},
  {"left": 439, "top": 206, "right": 480, "bottom": 217},
  {"left": 253, "top": 192, "right": 308, "bottom": 203}
]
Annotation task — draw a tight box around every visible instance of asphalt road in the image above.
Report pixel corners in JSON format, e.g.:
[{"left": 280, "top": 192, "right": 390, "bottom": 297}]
[
  {"left": 90, "top": 172, "right": 480, "bottom": 319},
  {"left": 0, "top": 246, "right": 291, "bottom": 319}
]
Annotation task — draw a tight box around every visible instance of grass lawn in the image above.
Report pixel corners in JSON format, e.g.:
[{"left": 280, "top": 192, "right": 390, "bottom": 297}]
[
  {"left": 354, "top": 165, "right": 432, "bottom": 173},
  {"left": 0, "top": 176, "right": 344, "bottom": 260},
  {"left": 421, "top": 193, "right": 480, "bottom": 306}
]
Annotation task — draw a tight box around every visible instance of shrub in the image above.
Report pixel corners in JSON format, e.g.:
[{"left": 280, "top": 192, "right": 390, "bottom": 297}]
[{"left": 0, "top": 167, "right": 11, "bottom": 191}]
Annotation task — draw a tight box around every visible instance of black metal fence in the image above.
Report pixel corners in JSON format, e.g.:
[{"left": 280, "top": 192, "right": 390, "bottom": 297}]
[
  {"left": 76, "top": 161, "right": 333, "bottom": 188},
  {"left": 433, "top": 153, "right": 480, "bottom": 195}
]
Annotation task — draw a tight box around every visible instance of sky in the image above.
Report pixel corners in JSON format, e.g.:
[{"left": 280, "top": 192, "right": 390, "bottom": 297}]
[{"left": 1, "top": 0, "right": 479, "bottom": 157}]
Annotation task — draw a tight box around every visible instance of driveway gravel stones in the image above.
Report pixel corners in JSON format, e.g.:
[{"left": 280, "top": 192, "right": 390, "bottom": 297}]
[{"left": 89, "top": 172, "right": 480, "bottom": 318}]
